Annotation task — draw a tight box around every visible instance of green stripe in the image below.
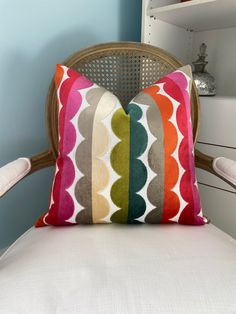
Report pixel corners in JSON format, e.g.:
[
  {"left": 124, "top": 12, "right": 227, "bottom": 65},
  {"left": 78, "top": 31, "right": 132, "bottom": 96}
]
[{"left": 110, "top": 108, "right": 130, "bottom": 223}]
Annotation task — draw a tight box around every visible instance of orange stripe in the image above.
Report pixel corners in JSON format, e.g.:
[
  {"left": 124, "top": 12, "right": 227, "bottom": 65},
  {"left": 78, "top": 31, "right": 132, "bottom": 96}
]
[
  {"left": 144, "top": 86, "right": 179, "bottom": 222},
  {"left": 55, "top": 64, "right": 64, "bottom": 89}
]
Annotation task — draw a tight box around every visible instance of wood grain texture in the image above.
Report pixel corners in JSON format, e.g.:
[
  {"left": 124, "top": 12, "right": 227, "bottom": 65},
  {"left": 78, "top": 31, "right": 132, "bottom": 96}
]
[{"left": 30, "top": 150, "right": 55, "bottom": 173}]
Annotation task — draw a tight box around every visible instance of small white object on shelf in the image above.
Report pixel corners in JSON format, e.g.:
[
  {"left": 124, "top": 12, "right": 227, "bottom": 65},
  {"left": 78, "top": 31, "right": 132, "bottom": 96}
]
[{"left": 147, "top": 0, "right": 236, "bottom": 32}]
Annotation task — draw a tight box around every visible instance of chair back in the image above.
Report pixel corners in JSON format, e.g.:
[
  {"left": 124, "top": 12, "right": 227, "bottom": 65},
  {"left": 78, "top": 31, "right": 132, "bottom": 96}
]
[{"left": 46, "top": 42, "right": 200, "bottom": 156}]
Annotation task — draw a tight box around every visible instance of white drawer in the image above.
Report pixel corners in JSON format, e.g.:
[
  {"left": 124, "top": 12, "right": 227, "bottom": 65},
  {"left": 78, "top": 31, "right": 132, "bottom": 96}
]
[
  {"left": 196, "top": 143, "right": 236, "bottom": 192},
  {"left": 198, "top": 96, "right": 236, "bottom": 148},
  {"left": 199, "top": 184, "right": 236, "bottom": 239}
]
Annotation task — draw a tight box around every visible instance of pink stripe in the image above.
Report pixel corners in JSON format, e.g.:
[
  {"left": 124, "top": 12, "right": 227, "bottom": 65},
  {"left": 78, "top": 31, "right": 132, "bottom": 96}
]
[
  {"left": 158, "top": 71, "right": 203, "bottom": 224},
  {"left": 45, "top": 67, "right": 93, "bottom": 225}
]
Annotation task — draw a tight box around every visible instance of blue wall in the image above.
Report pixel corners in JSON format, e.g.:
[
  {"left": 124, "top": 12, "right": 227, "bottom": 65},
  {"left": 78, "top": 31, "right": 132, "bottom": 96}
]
[{"left": 0, "top": 0, "right": 142, "bottom": 250}]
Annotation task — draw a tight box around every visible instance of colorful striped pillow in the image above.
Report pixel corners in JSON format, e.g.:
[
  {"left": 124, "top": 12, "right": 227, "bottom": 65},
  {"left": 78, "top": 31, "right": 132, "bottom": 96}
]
[{"left": 35, "top": 64, "right": 206, "bottom": 227}]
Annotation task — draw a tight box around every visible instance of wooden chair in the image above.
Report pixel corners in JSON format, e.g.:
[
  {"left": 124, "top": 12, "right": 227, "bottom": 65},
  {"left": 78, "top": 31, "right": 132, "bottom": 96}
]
[
  {"left": 1, "top": 42, "right": 235, "bottom": 193},
  {"left": 0, "top": 42, "right": 235, "bottom": 313}
]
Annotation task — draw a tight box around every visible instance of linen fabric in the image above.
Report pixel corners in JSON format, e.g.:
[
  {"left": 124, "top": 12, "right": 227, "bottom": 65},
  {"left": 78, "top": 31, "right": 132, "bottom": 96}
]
[
  {"left": 0, "top": 158, "right": 31, "bottom": 197},
  {"left": 36, "top": 64, "right": 205, "bottom": 226},
  {"left": 0, "top": 224, "right": 235, "bottom": 313},
  {"left": 213, "top": 157, "right": 236, "bottom": 186}
]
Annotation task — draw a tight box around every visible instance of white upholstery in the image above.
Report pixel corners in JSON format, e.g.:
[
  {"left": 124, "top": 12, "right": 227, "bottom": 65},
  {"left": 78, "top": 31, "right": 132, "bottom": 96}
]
[
  {"left": 0, "top": 158, "right": 31, "bottom": 197},
  {"left": 0, "top": 224, "right": 235, "bottom": 313},
  {"left": 213, "top": 157, "right": 236, "bottom": 186}
]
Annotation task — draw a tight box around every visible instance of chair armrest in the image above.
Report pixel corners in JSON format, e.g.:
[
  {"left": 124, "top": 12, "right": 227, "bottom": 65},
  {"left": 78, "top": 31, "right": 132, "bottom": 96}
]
[
  {"left": 0, "top": 158, "right": 31, "bottom": 197},
  {"left": 213, "top": 157, "right": 236, "bottom": 186},
  {"left": 195, "top": 149, "right": 236, "bottom": 188},
  {"left": 0, "top": 149, "right": 55, "bottom": 197}
]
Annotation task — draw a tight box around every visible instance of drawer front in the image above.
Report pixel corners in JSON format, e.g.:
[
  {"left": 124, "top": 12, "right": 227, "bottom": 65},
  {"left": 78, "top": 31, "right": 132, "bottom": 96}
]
[
  {"left": 196, "top": 143, "right": 236, "bottom": 192},
  {"left": 199, "top": 184, "right": 236, "bottom": 239},
  {"left": 198, "top": 97, "right": 236, "bottom": 147}
]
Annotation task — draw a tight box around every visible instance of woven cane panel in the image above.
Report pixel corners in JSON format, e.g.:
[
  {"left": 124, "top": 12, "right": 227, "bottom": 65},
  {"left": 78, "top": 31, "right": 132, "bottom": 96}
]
[
  {"left": 74, "top": 52, "right": 174, "bottom": 108},
  {"left": 46, "top": 43, "right": 200, "bottom": 156}
]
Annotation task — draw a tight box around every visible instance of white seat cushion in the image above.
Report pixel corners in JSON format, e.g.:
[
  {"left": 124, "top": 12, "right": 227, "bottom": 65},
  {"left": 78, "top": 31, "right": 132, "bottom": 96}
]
[{"left": 0, "top": 224, "right": 235, "bottom": 314}]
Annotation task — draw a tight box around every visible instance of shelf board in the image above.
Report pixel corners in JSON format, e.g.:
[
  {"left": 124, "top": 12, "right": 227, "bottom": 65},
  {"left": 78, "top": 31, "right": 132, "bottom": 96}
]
[
  {"left": 147, "top": 0, "right": 236, "bottom": 32},
  {"left": 199, "top": 95, "right": 236, "bottom": 103}
]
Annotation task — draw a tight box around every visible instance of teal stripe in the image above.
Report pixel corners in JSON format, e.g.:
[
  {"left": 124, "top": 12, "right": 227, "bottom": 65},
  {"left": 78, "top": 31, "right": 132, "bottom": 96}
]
[{"left": 126, "top": 103, "right": 148, "bottom": 223}]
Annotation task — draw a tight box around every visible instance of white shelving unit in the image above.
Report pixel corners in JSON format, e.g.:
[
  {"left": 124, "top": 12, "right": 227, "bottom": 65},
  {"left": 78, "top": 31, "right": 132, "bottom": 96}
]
[
  {"left": 147, "top": 0, "right": 236, "bottom": 31},
  {"left": 142, "top": 0, "right": 236, "bottom": 95},
  {"left": 142, "top": 0, "right": 236, "bottom": 238}
]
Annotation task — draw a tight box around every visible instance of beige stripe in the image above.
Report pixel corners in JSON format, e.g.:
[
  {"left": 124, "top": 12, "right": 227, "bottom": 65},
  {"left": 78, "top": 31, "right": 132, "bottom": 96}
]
[
  {"left": 75, "top": 88, "right": 107, "bottom": 224},
  {"left": 92, "top": 91, "right": 117, "bottom": 223}
]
